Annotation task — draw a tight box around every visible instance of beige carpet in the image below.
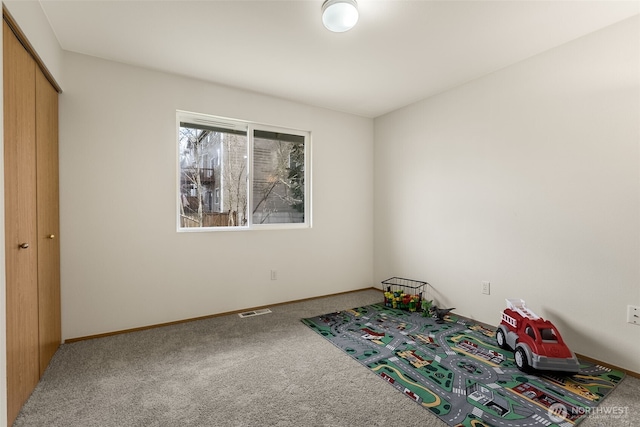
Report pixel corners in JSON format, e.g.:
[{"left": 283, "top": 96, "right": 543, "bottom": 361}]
[{"left": 13, "top": 289, "right": 639, "bottom": 426}]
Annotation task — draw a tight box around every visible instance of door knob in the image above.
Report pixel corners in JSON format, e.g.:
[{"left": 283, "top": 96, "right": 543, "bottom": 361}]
[
  {"left": 19, "top": 243, "right": 29, "bottom": 249},
  {"left": 48, "top": 234, "right": 55, "bottom": 239}
]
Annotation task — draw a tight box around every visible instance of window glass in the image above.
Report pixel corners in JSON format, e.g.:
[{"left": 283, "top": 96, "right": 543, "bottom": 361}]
[
  {"left": 177, "top": 112, "right": 310, "bottom": 230},
  {"left": 252, "top": 130, "right": 305, "bottom": 225},
  {"left": 179, "top": 122, "right": 248, "bottom": 228}
]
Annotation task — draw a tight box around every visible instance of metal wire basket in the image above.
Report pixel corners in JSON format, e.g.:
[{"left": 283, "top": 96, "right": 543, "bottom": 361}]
[{"left": 381, "top": 277, "right": 429, "bottom": 312}]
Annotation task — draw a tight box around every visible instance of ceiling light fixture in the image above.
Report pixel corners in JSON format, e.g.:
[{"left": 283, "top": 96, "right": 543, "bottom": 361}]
[{"left": 322, "top": 0, "right": 359, "bottom": 33}]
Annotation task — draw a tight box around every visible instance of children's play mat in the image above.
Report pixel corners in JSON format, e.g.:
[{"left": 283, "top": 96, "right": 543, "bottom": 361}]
[{"left": 302, "top": 304, "right": 625, "bottom": 427}]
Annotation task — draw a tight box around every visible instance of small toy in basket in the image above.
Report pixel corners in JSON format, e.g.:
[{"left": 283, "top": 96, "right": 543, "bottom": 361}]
[{"left": 382, "top": 277, "right": 429, "bottom": 312}]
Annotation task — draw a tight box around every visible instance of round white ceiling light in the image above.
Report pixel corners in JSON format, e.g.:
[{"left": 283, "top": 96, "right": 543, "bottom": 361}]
[{"left": 322, "top": 0, "right": 359, "bottom": 33}]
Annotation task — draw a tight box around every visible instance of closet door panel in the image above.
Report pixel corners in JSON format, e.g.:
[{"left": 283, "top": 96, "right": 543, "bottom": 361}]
[
  {"left": 36, "top": 67, "right": 61, "bottom": 374},
  {"left": 3, "top": 20, "right": 39, "bottom": 424}
]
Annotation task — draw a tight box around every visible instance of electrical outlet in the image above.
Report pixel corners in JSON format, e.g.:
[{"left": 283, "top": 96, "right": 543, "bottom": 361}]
[
  {"left": 627, "top": 305, "right": 639, "bottom": 326},
  {"left": 270, "top": 270, "right": 277, "bottom": 281},
  {"left": 481, "top": 281, "right": 490, "bottom": 295}
]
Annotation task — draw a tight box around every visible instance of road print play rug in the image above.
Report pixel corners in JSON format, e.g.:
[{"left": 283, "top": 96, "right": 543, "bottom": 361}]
[{"left": 302, "top": 304, "right": 626, "bottom": 427}]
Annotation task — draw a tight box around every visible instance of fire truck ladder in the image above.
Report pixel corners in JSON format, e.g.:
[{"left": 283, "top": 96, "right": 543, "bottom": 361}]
[{"left": 505, "top": 298, "right": 540, "bottom": 320}]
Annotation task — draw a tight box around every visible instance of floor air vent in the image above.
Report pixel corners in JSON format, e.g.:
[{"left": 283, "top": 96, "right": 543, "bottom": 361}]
[{"left": 238, "top": 308, "right": 272, "bottom": 318}]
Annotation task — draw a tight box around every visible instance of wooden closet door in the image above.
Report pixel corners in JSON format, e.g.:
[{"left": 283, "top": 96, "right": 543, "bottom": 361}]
[
  {"left": 3, "top": 20, "right": 39, "bottom": 425},
  {"left": 36, "top": 66, "right": 61, "bottom": 375}
]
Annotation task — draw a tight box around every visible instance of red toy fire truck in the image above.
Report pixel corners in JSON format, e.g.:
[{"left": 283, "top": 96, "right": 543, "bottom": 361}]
[{"left": 496, "top": 299, "right": 580, "bottom": 374}]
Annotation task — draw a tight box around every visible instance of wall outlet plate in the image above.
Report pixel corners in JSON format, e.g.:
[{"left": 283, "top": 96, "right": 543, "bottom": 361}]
[
  {"left": 627, "top": 305, "right": 639, "bottom": 326},
  {"left": 481, "top": 281, "right": 490, "bottom": 295}
]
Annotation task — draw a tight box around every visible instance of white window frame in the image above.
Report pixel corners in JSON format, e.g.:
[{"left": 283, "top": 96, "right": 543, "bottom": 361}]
[{"left": 176, "top": 110, "right": 312, "bottom": 232}]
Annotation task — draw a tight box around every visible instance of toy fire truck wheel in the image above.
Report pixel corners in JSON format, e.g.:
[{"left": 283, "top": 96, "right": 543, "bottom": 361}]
[
  {"left": 496, "top": 329, "right": 508, "bottom": 349},
  {"left": 515, "top": 347, "right": 530, "bottom": 371}
]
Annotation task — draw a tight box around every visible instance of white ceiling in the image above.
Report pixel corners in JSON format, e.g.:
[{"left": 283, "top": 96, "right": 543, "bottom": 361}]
[{"left": 39, "top": 0, "right": 639, "bottom": 118}]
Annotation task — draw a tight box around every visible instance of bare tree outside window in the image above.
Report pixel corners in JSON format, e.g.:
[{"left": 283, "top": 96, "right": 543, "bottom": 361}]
[{"left": 221, "top": 134, "right": 248, "bottom": 226}]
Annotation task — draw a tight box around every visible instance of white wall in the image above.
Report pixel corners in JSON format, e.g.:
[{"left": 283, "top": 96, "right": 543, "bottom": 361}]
[
  {"left": 374, "top": 16, "right": 640, "bottom": 373},
  {"left": 59, "top": 52, "right": 374, "bottom": 340}
]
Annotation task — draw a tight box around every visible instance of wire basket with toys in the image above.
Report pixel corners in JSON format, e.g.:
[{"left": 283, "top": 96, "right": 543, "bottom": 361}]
[{"left": 381, "top": 277, "right": 430, "bottom": 313}]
